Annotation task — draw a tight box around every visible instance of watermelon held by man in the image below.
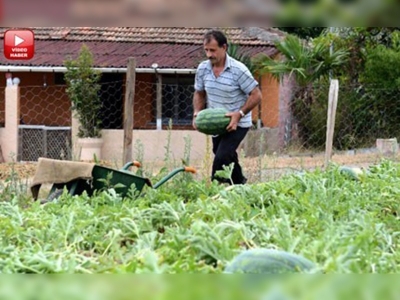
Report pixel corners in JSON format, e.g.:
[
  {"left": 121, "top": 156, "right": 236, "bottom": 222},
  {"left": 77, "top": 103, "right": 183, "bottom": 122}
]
[{"left": 194, "top": 108, "right": 231, "bottom": 135}]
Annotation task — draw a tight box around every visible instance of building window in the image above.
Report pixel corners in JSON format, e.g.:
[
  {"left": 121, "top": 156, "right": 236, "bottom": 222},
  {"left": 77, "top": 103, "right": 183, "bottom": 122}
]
[
  {"left": 54, "top": 73, "right": 66, "bottom": 85},
  {"left": 161, "top": 75, "right": 194, "bottom": 125}
]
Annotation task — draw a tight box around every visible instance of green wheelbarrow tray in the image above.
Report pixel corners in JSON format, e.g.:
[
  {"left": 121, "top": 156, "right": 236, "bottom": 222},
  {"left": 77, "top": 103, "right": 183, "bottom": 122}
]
[{"left": 46, "top": 161, "right": 196, "bottom": 201}]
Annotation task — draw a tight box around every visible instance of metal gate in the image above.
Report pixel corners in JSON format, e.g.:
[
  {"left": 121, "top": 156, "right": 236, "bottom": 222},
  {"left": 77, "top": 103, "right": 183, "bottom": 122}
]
[{"left": 18, "top": 125, "right": 72, "bottom": 162}]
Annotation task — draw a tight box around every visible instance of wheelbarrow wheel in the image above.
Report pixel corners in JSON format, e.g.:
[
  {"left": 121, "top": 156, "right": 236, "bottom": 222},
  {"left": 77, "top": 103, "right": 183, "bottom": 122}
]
[{"left": 41, "top": 189, "right": 63, "bottom": 204}]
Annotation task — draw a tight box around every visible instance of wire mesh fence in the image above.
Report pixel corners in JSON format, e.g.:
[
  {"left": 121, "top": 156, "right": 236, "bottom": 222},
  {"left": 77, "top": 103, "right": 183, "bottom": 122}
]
[
  {"left": 99, "top": 79, "right": 124, "bottom": 130},
  {"left": 276, "top": 84, "right": 400, "bottom": 154},
  {"left": 241, "top": 83, "right": 400, "bottom": 182},
  {"left": 18, "top": 125, "right": 71, "bottom": 162},
  {"left": 16, "top": 80, "right": 125, "bottom": 161},
  {"left": 132, "top": 78, "right": 194, "bottom": 130},
  {"left": 18, "top": 85, "right": 71, "bottom": 161},
  {"left": 20, "top": 86, "right": 71, "bottom": 126},
  {"left": 5, "top": 79, "right": 400, "bottom": 181}
]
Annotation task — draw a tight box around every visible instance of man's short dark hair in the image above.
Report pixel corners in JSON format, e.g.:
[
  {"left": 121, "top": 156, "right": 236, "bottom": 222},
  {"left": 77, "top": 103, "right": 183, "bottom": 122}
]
[{"left": 204, "top": 30, "right": 228, "bottom": 48}]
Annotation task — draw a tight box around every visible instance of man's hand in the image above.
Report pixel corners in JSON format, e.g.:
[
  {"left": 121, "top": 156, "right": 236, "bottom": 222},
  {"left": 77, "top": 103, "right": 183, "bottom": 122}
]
[
  {"left": 192, "top": 90, "right": 206, "bottom": 131},
  {"left": 192, "top": 114, "right": 198, "bottom": 130},
  {"left": 192, "top": 111, "right": 200, "bottom": 130},
  {"left": 225, "top": 111, "right": 241, "bottom": 132}
]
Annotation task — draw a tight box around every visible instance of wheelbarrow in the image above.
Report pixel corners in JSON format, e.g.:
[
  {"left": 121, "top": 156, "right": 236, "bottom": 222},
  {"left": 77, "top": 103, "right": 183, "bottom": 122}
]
[{"left": 34, "top": 160, "right": 196, "bottom": 202}]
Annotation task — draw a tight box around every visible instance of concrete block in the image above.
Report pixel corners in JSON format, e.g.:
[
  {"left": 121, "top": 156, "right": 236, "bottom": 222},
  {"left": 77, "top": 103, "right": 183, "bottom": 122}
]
[{"left": 376, "top": 138, "right": 399, "bottom": 156}]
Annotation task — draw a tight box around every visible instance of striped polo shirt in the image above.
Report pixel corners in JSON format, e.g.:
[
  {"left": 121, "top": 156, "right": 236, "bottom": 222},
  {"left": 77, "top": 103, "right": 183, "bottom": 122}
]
[{"left": 194, "top": 54, "right": 258, "bottom": 128}]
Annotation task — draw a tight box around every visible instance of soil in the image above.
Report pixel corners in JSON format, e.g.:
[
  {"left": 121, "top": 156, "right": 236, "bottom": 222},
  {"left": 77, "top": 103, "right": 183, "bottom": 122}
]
[{"left": 1, "top": 152, "right": 396, "bottom": 183}]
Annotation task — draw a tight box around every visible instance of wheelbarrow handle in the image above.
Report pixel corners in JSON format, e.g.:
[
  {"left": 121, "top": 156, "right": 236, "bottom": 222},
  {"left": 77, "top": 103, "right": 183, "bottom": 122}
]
[
  {"left": 152, "top": 166, "right": 197, "bottom": 189},
  {"left": 121, "top": 161, "right": 142, "bottom": 170}
]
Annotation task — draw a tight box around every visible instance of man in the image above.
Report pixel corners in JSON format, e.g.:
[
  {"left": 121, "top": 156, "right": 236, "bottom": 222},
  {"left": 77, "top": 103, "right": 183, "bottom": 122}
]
[{"left": 193, "top": 29, "right": 262, "bottom": 185}]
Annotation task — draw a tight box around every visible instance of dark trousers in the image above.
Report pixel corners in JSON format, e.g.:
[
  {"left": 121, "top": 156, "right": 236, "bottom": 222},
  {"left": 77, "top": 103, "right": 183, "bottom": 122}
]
[{"left": 211, "top": 127, "right": 249, "bottom": 185}]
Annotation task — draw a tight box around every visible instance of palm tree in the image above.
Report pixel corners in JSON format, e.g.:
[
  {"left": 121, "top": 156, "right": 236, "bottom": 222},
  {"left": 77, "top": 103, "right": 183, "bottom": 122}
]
[
  {"left": 254, "top": 34, "right": 349, "bottom": 149},
  {"left": 255, "top": 34, "right": 348, "bottom": 87},
  {"left": 227, "top": 44, "right": 256, "bottom": 74}
]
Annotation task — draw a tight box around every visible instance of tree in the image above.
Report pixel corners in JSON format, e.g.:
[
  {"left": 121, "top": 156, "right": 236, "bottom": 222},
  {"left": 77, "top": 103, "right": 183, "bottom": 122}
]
[
  {"left": 325, "top": 27, "right": 400, "bottom": 83},
  {"left": 64, "top": 45, "right": 102, "bottom": 138},
  {"left": 254, "top": 34, "right": 349, "bottom": 149},
  {"left": 255, "top": 34, "right": 348, "bottom": 87},
  {"left": 277, "top": 27, "right": 326, "bottom": 40},
  {"left": 354, "top": 31, "right": 400, "bottom": 141}
]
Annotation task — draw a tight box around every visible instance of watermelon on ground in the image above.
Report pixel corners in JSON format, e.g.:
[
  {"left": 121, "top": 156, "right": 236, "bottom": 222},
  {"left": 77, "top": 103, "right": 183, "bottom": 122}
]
[
  {"left": 224, "top": 248, "right": 317, "bottom": 274},
  {"left": 195, "top": 108, "right": 231, "bottom": 135},
  {"left": 339, "top": 166, "right": 364, "bottom": 181}
]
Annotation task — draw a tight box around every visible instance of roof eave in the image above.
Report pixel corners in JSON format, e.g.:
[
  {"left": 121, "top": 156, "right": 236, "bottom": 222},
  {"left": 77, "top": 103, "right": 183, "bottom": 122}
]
[{"left": 0, "top": 66, "right": 197, "bottom": 74}]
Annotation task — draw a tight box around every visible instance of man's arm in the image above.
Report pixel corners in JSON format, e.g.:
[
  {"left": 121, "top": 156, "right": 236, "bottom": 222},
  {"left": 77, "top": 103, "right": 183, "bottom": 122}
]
[
  {"left": 226, "top": 86, "right": 262, "bottom": 132},
  {"left": 192, "top": 90, "right": 207, "bottom": 130},
  {"left": 239, "top": 86, "right": 262, "bottom": 116}
]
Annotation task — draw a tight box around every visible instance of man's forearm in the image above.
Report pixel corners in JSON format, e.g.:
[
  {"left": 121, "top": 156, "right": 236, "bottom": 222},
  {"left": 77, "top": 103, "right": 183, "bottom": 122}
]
[{"left": 240, "top": 87, "right": 262, "bottom": 115}]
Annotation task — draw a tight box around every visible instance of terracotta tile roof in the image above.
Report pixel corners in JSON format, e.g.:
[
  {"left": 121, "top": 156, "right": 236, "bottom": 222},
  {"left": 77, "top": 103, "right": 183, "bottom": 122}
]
[
  {"left": 1, "top": 27, "right": 284, "bottom": 45},
  {"left": 0, "top": 27, "right": 282, "bottom": 69}
]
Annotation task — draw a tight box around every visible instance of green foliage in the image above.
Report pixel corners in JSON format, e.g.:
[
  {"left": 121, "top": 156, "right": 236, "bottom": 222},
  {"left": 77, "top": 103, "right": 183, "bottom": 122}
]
[
  {"left": 64, "top": 44, "right": 102, "bottom": 138},
  {"left": 227, "top": 44, "right": 256, "bottom": 74},
  {"left": 214, "top": 163, "right": 235, "bottom": 185},
  {"left": 361, "top": 45, "right": 400, "bottom": 89},
  {"left": 0, "top": 161, "right": 30, "bottom": 205},
  {"left": 255, "top": 34, "right": 348, "bottom": 86},
  {"left": 300, "top": 28, "right": 400, "bottom": 149},
  {"left": 254, "top": 34, "right": 348, "bottom": 150},
  {"left": 3, "top": 160, "right": 400, "bottom": 275},
  {"left": 324, "top": 28, "right": 400, "bottom": 83},
  {"left": 277, "top": 27, "right": 326, "bottom": 40},
  {"left": 248, "top": 28, "right": 400, "bottom": 151},
  {"left": 352, "top": 33, "right": 400, "bottom": 143}
]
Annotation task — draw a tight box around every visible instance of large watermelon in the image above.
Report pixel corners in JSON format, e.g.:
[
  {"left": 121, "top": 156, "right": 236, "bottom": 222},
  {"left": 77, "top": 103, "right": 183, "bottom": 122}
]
[
  {"left": 195, "top": 108, "right": 231, "bottom": 135},
  {"left": 339, "top": 166, "right": 364, "bottom": 181},
  {"left": 224, "top": 249, "right": 316, "bottom": 274}
]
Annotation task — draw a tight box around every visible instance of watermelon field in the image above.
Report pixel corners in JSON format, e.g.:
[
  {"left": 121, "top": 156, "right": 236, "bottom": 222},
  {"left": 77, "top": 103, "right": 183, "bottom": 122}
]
[{"left": 1, "top": 158, "right": 400, "bottom": 276}]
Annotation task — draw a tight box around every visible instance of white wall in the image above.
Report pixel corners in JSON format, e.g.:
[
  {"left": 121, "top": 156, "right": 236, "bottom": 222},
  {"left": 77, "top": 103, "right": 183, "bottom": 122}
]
[
  {"left": 0, "top": 86, "right": 19, "bottom": 162},
  {"left": 101, "top": 129, "right": 208, "bottom": 163}
]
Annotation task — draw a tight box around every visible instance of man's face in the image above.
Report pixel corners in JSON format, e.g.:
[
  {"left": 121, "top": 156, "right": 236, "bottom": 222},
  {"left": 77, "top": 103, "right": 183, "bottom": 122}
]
[{"left": 204, "top": 37, "right": 226, "bottom": 65}]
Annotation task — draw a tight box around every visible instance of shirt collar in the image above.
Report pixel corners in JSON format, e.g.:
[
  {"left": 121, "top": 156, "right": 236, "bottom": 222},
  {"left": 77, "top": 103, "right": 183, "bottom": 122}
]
[{"left": 224, "top": 54, "right": 232, "bottom": 70}]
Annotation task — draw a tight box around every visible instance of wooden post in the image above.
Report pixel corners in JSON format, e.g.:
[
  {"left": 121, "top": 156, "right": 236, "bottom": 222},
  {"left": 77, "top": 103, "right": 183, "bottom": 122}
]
[
  {"left": 123, "top": 58, "right": 136, "bottom": 165},
  {"left": 2, "top": 86, "right": 20, "bottom": 162},
  {"left": 0, "top": 146, "right": 4, "bottom": 163},
  {"left": 324, "top": 79, "right": 339, "bottom": 169},
  {"left": 156, "top": 73, "right": 162, "bottom": 130}
]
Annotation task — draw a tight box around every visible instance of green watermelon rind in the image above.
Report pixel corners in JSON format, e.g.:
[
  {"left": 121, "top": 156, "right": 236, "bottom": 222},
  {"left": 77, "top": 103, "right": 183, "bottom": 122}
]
[
  {"left": 224, "top": 249, "right": 316, "bottom": 274},
  {"left": 339, "top": 166, "right": 363, "bottom": 181},
  {"left": 195, "top": 108, "right": 231, "bottom": 135}
]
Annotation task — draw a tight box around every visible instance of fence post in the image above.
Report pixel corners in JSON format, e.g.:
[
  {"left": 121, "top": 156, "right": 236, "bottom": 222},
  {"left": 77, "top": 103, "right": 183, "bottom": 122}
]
[
  {"left": 324, "top": 79, "right": 339, "bottom": 168},
  {"left": 1, "top": 86, "right": 20, "bottom": 162},
  {"left": 123, "top": 57, "right": 136, "bottom": 165}
]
